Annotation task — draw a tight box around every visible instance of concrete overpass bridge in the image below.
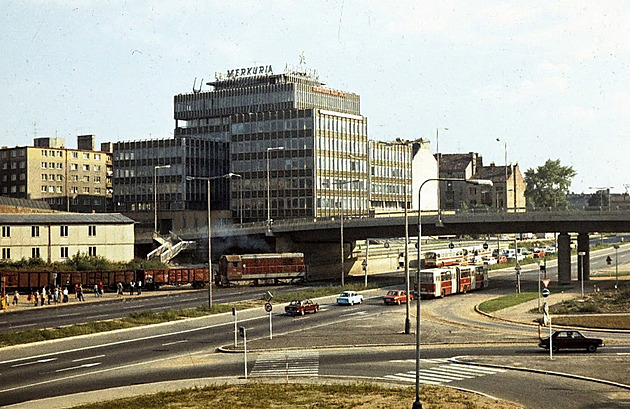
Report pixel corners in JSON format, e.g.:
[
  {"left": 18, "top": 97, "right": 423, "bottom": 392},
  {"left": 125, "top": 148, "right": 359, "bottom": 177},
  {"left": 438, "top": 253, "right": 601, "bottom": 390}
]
[{"left": 181, "top": 209, "right": 630, "bottom": 285}]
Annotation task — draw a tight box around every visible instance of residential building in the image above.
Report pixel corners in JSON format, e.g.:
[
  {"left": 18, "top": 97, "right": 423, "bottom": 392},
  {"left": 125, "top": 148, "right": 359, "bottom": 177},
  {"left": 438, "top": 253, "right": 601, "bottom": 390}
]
[
  {"left": 0, "top": 213, "right": 134, "bottom": 263},
  {"left": 0, "top": 135, "right": 113, "bottom": 212},
  {"left": 437, "top": 152, "right": 525, "bottom": 210}
]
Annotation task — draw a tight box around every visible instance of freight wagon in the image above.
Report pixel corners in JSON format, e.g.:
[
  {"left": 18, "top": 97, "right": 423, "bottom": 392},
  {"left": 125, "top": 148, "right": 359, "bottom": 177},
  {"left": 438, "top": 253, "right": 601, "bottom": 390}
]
[
  {"left": 142, "top": 268, "right": 208, "bottom": 289},
  {"left": 216, "top": 253, "right": 306, "bottom": 286}
]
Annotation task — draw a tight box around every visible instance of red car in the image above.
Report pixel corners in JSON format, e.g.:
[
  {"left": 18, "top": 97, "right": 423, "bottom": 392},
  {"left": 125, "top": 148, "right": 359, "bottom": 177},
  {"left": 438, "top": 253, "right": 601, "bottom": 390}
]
[
  {"left": 285, "top": 299, "right": 320, "bottom": 316},
  {"left": 383, "top": 290, "right": 412, "bottom": 305}
]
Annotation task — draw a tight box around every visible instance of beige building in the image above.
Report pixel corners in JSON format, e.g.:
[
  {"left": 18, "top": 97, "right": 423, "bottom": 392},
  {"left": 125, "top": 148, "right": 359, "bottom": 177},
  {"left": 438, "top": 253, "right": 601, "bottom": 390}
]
[
  {"left": 437, "top": 152, "right": 526, "bottom": 211},
  {"left": 0, "top": 135, "right": 113, "bottom": 212},
  {"left": 0, "top": 213, "right": 134, "bottom": 263}
]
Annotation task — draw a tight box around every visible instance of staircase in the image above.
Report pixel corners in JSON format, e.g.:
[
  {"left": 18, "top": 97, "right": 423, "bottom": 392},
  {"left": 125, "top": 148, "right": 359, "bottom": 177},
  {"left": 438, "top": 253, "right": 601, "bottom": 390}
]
[{"left": 147, "top": 231, "right": 194, "bottom": 263}]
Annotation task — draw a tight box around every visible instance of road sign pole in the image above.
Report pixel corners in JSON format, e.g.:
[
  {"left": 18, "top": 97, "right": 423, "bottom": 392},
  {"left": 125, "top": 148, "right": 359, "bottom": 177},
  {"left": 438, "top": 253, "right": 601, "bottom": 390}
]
[
  {"left": 233, "top": 308, "right": 238, "bottom": 348},
  {"left": 244, "top": 330, "right": 248, "bottom": 379},
  {"left": 269, "top": 310, "right": 273, "bottom": 340},
  {"left": 549, "top": 314, "right": 553, "bottom": 360}
]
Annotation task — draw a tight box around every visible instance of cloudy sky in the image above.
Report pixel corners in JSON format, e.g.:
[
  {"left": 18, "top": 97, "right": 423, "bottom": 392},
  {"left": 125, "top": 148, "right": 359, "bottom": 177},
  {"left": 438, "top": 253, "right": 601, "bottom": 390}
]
[{"left": 2, "top": 1, "right": 629, "bottom": 193}]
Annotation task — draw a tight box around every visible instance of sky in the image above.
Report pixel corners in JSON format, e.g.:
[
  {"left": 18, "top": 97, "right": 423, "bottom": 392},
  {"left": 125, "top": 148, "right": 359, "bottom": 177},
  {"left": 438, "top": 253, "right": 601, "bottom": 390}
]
[{"left": 2, "top": 1, "right": 629, "bottom": 194}]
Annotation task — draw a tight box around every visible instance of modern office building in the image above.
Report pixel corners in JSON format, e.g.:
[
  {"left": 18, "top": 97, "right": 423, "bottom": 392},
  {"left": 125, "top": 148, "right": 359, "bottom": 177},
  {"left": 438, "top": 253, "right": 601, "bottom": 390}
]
[
  {"left": 174, "top": 64, "right": 369, "bottom": 222},
  {"left": 0, "top": 136, "right": 113, "bottom": 213}
]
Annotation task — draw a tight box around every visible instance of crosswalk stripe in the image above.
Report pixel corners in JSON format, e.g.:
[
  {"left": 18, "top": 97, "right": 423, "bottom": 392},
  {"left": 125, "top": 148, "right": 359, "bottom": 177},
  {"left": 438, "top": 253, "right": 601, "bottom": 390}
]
[
  {"left": 384, "top": 360, "right": 504, "bottom": 385},
  {"left": 249, "top": 351, "right": 319, "bottom": 378}
]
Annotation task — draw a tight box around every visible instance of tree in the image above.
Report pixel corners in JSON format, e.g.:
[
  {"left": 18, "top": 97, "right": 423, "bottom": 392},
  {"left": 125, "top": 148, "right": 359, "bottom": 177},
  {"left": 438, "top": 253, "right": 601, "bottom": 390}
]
[{"left": 524, "top": 159, "right": 576, "bottom": 208}]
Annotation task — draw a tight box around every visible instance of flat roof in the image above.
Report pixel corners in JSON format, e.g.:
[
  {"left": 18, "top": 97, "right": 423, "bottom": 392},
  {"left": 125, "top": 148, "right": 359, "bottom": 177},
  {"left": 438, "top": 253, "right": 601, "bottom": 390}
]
[{"left": 0, "top": 213, "right": 134, "bottom": 225}]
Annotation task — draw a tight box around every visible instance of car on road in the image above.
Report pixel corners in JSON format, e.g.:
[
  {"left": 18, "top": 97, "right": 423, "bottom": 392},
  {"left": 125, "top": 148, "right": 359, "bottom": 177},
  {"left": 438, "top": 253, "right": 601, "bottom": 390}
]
[
  {"left": 383, "top": 290, "right": 412, "bottom": 305},
  {"left": 285, "top": 299, "right": 320, "bottom": 316},
  {"left": 538, "top": 330, "right": 604, "bottom": 353},
  {"left": 530, "top": 248, "right": 546, "bottom": 258},
  {"left": 337, "top": 290, "right": 364, "bottom": 305},
  {"left": 544, "top": 245, "right": 557, "bottom": 254}
]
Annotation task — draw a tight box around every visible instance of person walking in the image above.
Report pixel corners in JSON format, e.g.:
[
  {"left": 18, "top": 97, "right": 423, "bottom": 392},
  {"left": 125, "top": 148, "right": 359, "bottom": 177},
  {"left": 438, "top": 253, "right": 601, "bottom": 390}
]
[
  {"left": 94, "top": 284, "right": 99, "bottom": 298},
  {"left": 77, "top": 285, "right": 85, "bottom": 302},
  {"left": 40, "top": 290, "right": 45, "bottom": 306},
  {"left": 12, "top": 290, "right": 19, "bottom": 306},
  {"left": 137, "top": 280, "right": 142, "bottom": 295},
  {"left": 47, "top": 288, "right": 52, "bottom": 305},
  {"left": 129, "top": 281, "right": 135, "bottom": 296},
  {"left": 62, "top": 287, "right": 69, "bottom": 303},
  {"left": 117, "top": 282, "right": 123, "bottom": 298},
  {"left": 53, "top": 287, "right": 59, "bottom": 303},
  {"left": 98, "top": 281, "right": 104, "bottom": 296},
  {"left": 33, "top": 290, "right": 39, "bottom": 307}
]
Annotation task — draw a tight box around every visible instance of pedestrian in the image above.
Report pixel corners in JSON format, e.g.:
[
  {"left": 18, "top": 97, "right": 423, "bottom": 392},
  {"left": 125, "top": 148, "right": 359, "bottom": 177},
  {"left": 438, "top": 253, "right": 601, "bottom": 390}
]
[
  {"left": 94, "top": 284, "right": 99, "bottom": 297},
  {"left": 117, "top": 282, "right": 123, "bottom": 298},
  {"left": 33, "top": 290, "right": 39, "bottom": 307},
  {"left": 12, "top": 290, "right": 19, "bottom": 305},
  {"left": 77, "top": 285, "right": 85, "bottom": 302},
  {"left": 129, "top": 281, "right": 135, "bottom": 296},
  {"left": 54, "top": 287, "right": 59, "bottom": 303},
  {"left": 98, "top": 281, "right": 104, "bottom": 296},
  {"left": 137, "top": 280, "right": 142, "bottom": 295},
  {"left": 47, "top": 288, "right": 52, "bottom": 305},
  {"left": 62, "top": 287, "right": 69, "bottom": 303},
  {"left": 40, "top": 290, "right": 45, "bottom": 306},
  {"left": 74, "top": 283, "right": 79, "bottom": 298}
]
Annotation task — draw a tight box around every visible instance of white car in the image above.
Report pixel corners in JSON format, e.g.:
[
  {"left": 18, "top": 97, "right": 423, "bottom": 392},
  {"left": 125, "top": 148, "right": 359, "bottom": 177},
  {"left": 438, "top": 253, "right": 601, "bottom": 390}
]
[{"left": 337, "top": 290, "right": 364, "bottom": 305}]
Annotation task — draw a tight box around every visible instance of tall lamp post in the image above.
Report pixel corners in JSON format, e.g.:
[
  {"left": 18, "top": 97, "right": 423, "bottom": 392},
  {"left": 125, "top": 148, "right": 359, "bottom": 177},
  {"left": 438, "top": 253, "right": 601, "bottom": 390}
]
[
  {"left": 334, "top": 179, "right": 360, "bottom": 287},
  {"left": 413, "top": 177, "right": 492, "bottom": 409},
  {"left": 614, "top": 244, "right": 620, "bottom": 290},
  {"left": 154, "top": 165, "right": 171, "bottom": 234},
  {"left": 187, "top": 173, "right": 241, "bottom": 309},
  {"left": 267, "top": 146, "right": 284, "bottom": 231},
  {"left": 435, "top": 128, "right": 448, "bottom": 223}
]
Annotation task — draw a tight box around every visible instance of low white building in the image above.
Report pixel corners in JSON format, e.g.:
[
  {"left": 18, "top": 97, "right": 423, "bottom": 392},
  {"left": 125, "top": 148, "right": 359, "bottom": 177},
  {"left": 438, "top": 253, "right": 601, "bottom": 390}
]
[{"left": 0, "top": 213, "right": 134, "bottom": 263}]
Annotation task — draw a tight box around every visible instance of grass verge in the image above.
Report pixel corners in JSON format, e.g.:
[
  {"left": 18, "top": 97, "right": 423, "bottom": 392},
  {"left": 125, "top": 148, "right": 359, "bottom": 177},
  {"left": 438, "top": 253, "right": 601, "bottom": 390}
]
[
  {"left": 70, "top": 382, "right": 521, "bottom": 409},
  {"left": 551, "top": 315, "right": 630, "bottom": 330},
  {"left": 0, "top": 282, "right": 384, "bottom": 347},
  {"left": 477, "top": 292, "right": 538, "bottom": 313}
]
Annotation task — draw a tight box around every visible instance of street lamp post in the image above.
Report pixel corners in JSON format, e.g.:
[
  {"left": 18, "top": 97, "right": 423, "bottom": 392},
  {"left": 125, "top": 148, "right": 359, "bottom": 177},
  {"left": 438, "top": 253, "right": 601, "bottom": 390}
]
[
  {"left": 153, "top": 165, "right": 171, "bottom": 234},
  {"left": 413, "top": 177, "right": 492, "bottom": 409},
  {"left": 334, "top": 179, "right": 360, "bottom": 287},
  {"left": 436, "top": 128, "right": 448, "bottom": 223},
  {"left": 267, "top": 147, "right": 284, "bottom": 231},
  {"left": 187, "top": 173, "right": 241, "bottom": 309},
  {"left": 614, "top": 244, "right": 620, "bottom": 290}
]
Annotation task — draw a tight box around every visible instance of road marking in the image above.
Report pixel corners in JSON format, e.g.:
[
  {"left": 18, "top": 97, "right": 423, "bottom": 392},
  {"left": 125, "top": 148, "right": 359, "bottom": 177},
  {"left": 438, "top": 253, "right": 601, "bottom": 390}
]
[
  {"left": 72, "top": 355, "right": 105, "bottom": 363},
  {"left": 162, "top": 340, "right": 188, "bottom": 346},
  {"left": 11, "top": 323, "right": 36, "bottom": 329},
  {"left": 11, "top": 358, "right": 58, "bottom": 368},
  {"left": 340, "top": 311, "right": 368, "bottom": 317},
  {"left": 249, "top": 351, "right": 319, "bottom": 378},
  {"left": 384, "top": 361, "right": 504, "bottom": 385},
  {"left": 57, "top": 312, "right": 81, "bottom": 318},
  {"left": 616, "top": 353, "right": 630, "bottom": 355},
  {"left": 84, "top": 314, "right": 112, "bottom": 320},
  {"left": 55, "top": 362, "right": 101, "bottom": 373}
]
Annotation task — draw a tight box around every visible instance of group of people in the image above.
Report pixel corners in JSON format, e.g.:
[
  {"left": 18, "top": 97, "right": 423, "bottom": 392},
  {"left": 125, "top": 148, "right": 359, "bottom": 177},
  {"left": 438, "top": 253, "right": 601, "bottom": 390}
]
[
  {"left": 116, "top": 280, "right": 142, "bottom": 297},
  {"left": 12, "top": 286, "right": 71, "bottom": 307}
]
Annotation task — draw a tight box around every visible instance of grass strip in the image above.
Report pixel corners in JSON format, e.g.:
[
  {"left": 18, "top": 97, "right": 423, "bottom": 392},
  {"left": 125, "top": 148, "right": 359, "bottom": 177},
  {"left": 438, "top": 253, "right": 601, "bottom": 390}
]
[
  {"left": 0, "top": 283, "right": 384, "bottom": 347},
  {"left": 478, "top": 292, "right": 539, "bottom": 313},
  {"left": 552, "top": 315, "right": 630, "bottom": 330},
  {"left": 70, "top": 382, "right": 521, "bottom": 409}
]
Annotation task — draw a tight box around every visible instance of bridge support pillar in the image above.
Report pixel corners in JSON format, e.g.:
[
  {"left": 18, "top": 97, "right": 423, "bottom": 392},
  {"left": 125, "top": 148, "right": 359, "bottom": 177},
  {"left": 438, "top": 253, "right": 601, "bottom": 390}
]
[
  {"left": 577, "top": 233, "right": 590, "bottom": 281},
  {"left": 557, "top": 232, "right": 572, "bottom": 285}
]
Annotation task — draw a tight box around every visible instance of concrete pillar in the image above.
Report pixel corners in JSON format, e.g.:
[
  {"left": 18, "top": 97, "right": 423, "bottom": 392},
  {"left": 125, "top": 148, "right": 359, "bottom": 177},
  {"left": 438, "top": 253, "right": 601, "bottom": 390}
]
[
  {"left": 577, "top": 233, "right": 590, "bottom": 281},
  {"left": 557, "top": 232, "right": 572, "bottom": 285}
]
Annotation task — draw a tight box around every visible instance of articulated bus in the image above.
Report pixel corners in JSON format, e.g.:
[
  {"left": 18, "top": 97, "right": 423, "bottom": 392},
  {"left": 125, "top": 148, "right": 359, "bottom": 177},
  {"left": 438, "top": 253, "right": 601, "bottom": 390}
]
[
  {"left": 417, "top": 265, "right": 488, "bottom": 298},
  {"left": 424, "top": 246, "right": 493, "bottom": 268}
]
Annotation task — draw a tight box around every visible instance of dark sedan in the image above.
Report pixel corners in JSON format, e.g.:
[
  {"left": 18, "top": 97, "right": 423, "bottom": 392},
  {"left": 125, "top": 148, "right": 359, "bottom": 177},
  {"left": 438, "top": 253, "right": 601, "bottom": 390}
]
[{"left": 539, "top": 330, "right": 604, "bottom": 353}]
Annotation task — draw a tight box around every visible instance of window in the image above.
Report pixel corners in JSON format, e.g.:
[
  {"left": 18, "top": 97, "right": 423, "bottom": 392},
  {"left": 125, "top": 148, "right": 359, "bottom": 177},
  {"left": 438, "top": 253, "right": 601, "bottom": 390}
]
[
  {"left": 41, "top": 162, "right": 47, "bottom": 169},
  {"left": 71, "top": 163, "right": 78, "bottom": 171},
  {"left": 72, "top": 152, "right": 78, "bottom": 159},
  {"left": 88, "top": 225, "right": 97, "bottom": 236},
  {"left": 42, "top": 150, "right": 48, "bottom": 157},
  {"left": 94, "top": 153, "right": 101, "bottom": 160},
  {"left": 88, "top": 246, "right": 97, "bottom": 256},
  {"left": 60, "top": 225, "right": 68, "bottom": 237},
  {"left": 31, "top": 225, "right": 40, "bottom": 237},
  {"left": 83, "top": 176, "right": 90, "bottom": 182},
  {"left": 42, "top": 174, "right": 48, "bottom": 181},
  {"left": 83, "top": 153, "right": 90, "bottom": 159},
  {"left": 82, "top": 164, "right": 89, "bottom": 171},
  {"left": 1, "top": 226, "right": 10, "bottom": 237},
  {"left": 60, "top": 247, "right": 69, "bottom": 258},
  {"left": 83, "top": 187, "right": 89, "bottom": 193},
  {"left": 31, "top": 247, "right": 40, "bottom": 259},
  {"left": 94, "top": 176, "right": 101, "bottom": 183},
  {"left": 2, "top": 248, "right": 10, "bottom": 260}
]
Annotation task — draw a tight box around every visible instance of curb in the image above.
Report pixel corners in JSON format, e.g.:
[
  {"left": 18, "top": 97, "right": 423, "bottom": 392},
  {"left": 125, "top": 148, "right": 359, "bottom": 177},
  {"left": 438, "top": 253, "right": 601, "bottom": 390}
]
[{"left": 451, "top": 355, "right": 630, "bottom": 391}]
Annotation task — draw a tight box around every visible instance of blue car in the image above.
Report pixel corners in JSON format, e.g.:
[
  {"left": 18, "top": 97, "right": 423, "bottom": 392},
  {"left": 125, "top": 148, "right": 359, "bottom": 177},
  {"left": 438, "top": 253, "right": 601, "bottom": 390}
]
[{"left": 337, "top": 290, "right": 364, "bottom": 305}]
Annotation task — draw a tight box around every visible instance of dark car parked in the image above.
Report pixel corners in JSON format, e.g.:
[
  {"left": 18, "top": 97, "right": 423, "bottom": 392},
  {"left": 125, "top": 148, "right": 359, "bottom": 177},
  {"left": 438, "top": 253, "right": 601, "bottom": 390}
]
[{"left": 539, "top": 330, "right": 604, "bottom": 353}]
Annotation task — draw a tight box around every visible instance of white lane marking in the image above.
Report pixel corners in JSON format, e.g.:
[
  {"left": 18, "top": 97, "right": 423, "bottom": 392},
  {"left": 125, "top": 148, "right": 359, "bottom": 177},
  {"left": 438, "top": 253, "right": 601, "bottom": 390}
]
[
  {"left": 447, "top": 363, "right": 505, "bottom": 373},
  {"left": 616, "top": 353, "right": 630, "bottom": 355},
  {"left": 54, "top": 362, "right": 101, "bottom": 373},
  {"left": 249, "top": 351, "right": 319, "bottom": 378},
  {"left": 72, "top": 355, "right": 105, "bottom": 363},
  {"left": 383, "top": 374, "right": 441, "bottom": 385},
  {"left": 11, "top": 323, "right": 36, "bottom": 329},
  {"left": 57, "top": 313, "right": 81, "bottom": 318},
  {"left": 84, "top": 314, "right": 112, "bottom": 320},
  {"left": 11, "top": 358, "right": 58, "bottom": 367},
  {"left": 161, "top": 340, "right": 188, "bottom": 346},
  {"left": 340, "top": 311, "right": 368, "bottom": 317}
]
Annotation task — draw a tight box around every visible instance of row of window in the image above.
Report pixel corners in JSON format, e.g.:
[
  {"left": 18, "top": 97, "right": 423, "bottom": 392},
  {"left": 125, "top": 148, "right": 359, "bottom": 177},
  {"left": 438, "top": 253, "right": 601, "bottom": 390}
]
[
  {"left": 0, "top": 246, "right": 96, "bottom": 260},
  {"left": 41, "top": 163, "right": 102, "bottom": 171},
  {"left": 40, "top": 185, "right": 102, "bottom": 194},
  {"left": 1, "top": 225, "right": 98, "bottom": 238}
]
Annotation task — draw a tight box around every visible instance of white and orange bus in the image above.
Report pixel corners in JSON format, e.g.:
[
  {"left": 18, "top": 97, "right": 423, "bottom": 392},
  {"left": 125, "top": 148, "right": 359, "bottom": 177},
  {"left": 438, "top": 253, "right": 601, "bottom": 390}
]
[
  {"left": 417, "top": 265, "right": 488, "bottom": 298},
  {"left": 423, "top": 248, "right": 467, "bottom": 268}
]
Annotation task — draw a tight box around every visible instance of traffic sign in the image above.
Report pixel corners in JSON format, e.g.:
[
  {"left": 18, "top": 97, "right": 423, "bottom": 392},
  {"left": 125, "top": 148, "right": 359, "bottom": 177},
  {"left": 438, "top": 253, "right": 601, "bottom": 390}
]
[
  {"left": 362, "top": 259, "right": 367, "bottom": 266},
  {"left": 483, "top": 242, "right": 489, "bottom": 250},
  {"left": 541, "top": 279, "right": 550, "bottom": 288},
  {"left": 264, "top": 302, "right": 273, "bottom": 313},
  {"left": 542, "top": 288, "right": 550, "bottom": 298},
  {"left": 264, "top": 291, "right": 273, "bottom": 302},
  {"left": 449, "top": 242, "right": 455, "bottom": 249}
]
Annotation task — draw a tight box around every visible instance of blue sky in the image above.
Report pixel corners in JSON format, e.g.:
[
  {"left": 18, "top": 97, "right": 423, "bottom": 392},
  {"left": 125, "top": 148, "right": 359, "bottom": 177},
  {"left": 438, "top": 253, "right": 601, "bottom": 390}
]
[{"left": 2, "top": 1, "right": 629, "bottom": 193}]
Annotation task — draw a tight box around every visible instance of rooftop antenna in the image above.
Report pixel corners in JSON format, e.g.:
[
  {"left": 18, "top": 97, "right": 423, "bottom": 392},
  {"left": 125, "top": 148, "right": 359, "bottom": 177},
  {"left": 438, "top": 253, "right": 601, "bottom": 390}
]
[{"left": 192, "top": 77, "right": 203, "bottom": 94}]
